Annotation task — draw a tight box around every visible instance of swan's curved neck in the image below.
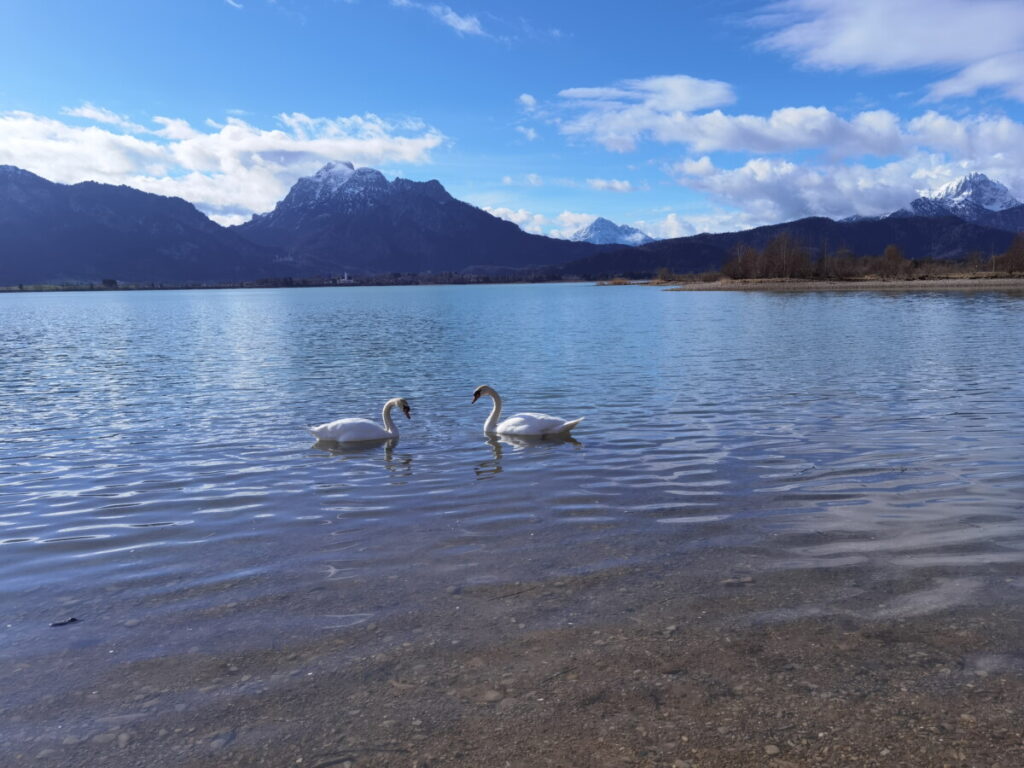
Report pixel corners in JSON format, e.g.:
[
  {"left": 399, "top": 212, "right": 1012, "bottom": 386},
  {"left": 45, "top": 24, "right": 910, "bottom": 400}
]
[
  {"left": 483, "top": 391, "right": 502, "bottom": 433},
  {"left": 381, "top": 401, "right": 399, "bottom": 437}
]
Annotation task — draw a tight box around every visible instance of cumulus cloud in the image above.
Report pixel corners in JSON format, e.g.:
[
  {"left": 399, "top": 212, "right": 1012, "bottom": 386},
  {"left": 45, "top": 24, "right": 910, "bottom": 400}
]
[
  {"left": 559, "top": 74, "right": 735, "bottom": 151},
  {"left": 62, "top": 103, "right": 147, "bottom": 134},
  {"left": 633, "top": 213, "right": 694, "bottom": 239},
  {"left": 758, "top": 0, "right": 1024, "bottom": 102},
  {"left": 559, "top": 76, "right": 905, "bottom": 156},
  {"left": 672, "top": 154, "right": 977, "bottom": 224},
  {"left": 586, "top": 178, "right": 632, "bottom": 192},
  {"left": 483, "top": 206, "right": 547, "bottom": 234},
  {"left": 391, "top": 0, "right": 486, "bottom": 36},
  {"left": 0, "top": 108, "right": 444, "bottom": 222},
  {"left": 484, "top": 207, "right": 598, "bottom": 238},
  {"left": 515, "top": 125, "right": 538, "bottom": 141},
  {"left": 518, "top": 93, "right": 537, "bottom": 112},
  {"left": 550, "top": 68, "right": 1024, "bottom": 222},
  {"left": 549, "top": 211, "right": 598, "bottom": 238},
  {"left": 676, "top": 156, "right": 715, "bottom": 176},
  {"left": 662, "top": 109, "right": 1024, "bottom": 224},
  {"left": 486, "top": 201, "right": 753, "bottom": 241}
]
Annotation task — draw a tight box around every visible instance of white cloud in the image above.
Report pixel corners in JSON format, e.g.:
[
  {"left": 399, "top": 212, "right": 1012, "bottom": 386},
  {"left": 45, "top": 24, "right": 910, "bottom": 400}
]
[
  {"left": 677, "top": 156, "right": 714, "bottom": 176},
  {"left": 559, "top": 76, "right": 906, "bottom": 156},
  {"left": 633, "top": 213, "right": 694, "bottom": 239},
  {"left": 61, "top": 103, "right": 146, "bottom": 134},
  {"left": 152, "top": 116, "right": 202, "bottom": 140},
  {"left": 559, "top": 74, "right": 735, "bottom": 151},
  {"left": 224, "top": 0, "right": 243, "bottom": 7},
  {"left": 518, "top": 93, "right": 537, "bottom": 112},
  {"left": 549, "top": 211, "right": 597, "bottom": 238},
  {"left": 758, "top": 0, "right": 1024, "bottom": 102},
  {"left": 392, "top": 0, "right": 486, "bottom": 36},
  {"left": 0, "top": 108, "right": 445, "bottom": 220},
  {"left": 659, "top": 107, "right": 1024, "bottom": 225},
  {"left": 483, "top": 206, "right": 547, "bottom": 234},
  {"left": 551, "top": 67, "right": 1024, "bottom": 222},
  {"left": 671, "top": 154, "right": 971, "bottom": 224},
  {"left": 516, "top": 125, "right": 538, "bottom": 141},
  {"left": 586, "top": 178, "right": 632, "bottom": 192},
  {"left": 429, "top": 4, "right": 484, "bottom": 35},
  {"left": 483, "top": 207, "right": 597, "bottom": 238},
  {"left": 926, "top": 52, "right": 1024, "bottom": 102},
  {"left": 487, "top": 202, "right": 750, "bottom": 241},
  {"left": 525, "top": 172, "right": 543, "bottom": 186}
]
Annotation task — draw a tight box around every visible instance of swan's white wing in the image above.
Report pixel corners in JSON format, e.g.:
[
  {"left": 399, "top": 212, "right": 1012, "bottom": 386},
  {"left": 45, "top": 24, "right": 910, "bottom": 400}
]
[
  {"left": 497, "top": 412, "right": 582, "bottom": 436},
  {"left": 310, "top": 417, "right": 391, "bottom": 442}
]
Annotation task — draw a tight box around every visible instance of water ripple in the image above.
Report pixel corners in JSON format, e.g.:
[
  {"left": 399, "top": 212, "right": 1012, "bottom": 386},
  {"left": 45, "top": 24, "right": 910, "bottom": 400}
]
[{"left": 1, "top": 285, "right": 1023, "bottom": 655}]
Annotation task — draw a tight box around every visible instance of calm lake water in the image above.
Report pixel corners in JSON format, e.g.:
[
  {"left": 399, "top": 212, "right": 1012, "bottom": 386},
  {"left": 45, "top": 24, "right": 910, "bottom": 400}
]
[{"left": 3, "top": 283, "right": 1024, "bottom": 762}]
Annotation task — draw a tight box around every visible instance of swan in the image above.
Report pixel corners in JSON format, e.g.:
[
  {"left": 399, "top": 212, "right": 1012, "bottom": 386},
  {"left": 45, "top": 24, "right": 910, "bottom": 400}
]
[
  {"left": 309, "top": 398, "right": 411, "bottom": 443},
  {"left": 472, "top": 385, "right": 583, "bottom": 436}
]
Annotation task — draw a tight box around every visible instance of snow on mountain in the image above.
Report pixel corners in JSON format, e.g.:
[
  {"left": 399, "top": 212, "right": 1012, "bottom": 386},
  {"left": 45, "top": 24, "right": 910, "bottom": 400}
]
[
  {"left": 309, "top": 160, "right": 356, "bottom": 196},
  {"left": 570, "top": 217, "right": 654, "bottom": 246},
  {"left": 880, "top": 172, "right": 1024, "bottom": 233},
  {"left": 921, "top": 172, "right": 1020, "bottom": 213},
  {"left": 289, "top": 162, "right": 390, "bottom": 207},
  {"left": 234, "top": 161, "right": 598, "bottom": 274}
]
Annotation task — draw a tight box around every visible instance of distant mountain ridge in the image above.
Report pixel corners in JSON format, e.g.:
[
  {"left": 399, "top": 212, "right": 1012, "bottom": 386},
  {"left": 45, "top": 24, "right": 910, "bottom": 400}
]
[
  {"left": 1, "top": 163, "right": 1021, "bottom": 286},
  {"left": 562, "top": 215, "right": 1016, "bottom": 279},
  {"left": 561, "top": 172, "right": 1023, "bottom": 280},
  {"left": 918, "top": 173, "right": 1019, "bottom": 214},
  {"left": 0, "top": 165, "right": 275, "bottom": 286},
  {"left": 570, "top": 217, "right": 654, "bottom": 246},
  {"left": 234, "top": 162, "right": 598, "bottom": 275},
  {"left": 888, "top": 172, "right": 1024, "bottom": 233}
]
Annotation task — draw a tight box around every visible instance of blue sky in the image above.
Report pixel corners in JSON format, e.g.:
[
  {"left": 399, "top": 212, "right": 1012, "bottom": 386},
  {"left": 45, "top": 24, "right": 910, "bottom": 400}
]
[{"left": 2, "top": 0, "right": 1023, "bottom": 237}]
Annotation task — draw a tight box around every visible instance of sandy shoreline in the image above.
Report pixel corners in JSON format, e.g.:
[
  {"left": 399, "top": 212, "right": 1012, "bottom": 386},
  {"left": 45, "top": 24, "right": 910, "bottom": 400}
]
[
  {"left": 661, "top": 277, "right": 1024, "bottom": 292},
  {"left": 7, "top": 544, "right": 1024, "bottom": 767}
]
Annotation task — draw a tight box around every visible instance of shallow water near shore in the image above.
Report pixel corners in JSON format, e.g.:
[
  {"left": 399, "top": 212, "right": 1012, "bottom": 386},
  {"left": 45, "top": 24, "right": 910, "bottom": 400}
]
[{"left": 3, "top": 283, "right": 1024, "bottom": 766}]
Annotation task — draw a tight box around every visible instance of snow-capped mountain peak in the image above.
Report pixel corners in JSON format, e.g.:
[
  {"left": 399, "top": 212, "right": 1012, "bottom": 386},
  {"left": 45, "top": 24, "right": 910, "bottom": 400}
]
[
  {"left": 920, "top": 172, "right": 1020, "bottom": 213},
  {"left": 570, "top": 217, "right": 654, "bottom": 246},
  {"left": 279, "top": 161, "right": 392, "bottom": 209},
  {"left": 310, "top": 161, "right": 356, "bottom": 193}
]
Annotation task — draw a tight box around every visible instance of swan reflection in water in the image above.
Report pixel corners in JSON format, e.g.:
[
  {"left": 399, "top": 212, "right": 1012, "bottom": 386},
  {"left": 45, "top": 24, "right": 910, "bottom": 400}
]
[
  {"left": 475, "top": 433, "right": 583, "bottom": 479},
  {"left": 311, "top": 437, "right": 414, "bottom": 476}
]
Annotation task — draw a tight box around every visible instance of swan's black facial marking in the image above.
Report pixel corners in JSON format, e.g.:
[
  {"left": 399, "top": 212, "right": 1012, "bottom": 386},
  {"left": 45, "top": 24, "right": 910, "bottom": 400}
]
[
  {"left": 472, "top": 386, "right": 485, "bottom": 404},
  {"left": 402, "top": 404, "right": 411, "bottom": 419}
]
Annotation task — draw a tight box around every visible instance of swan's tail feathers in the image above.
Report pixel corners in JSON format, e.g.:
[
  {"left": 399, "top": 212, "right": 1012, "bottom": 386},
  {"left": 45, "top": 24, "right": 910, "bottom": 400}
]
[{"left": 559, "top": 417, "right": 584, "bottom": 434}]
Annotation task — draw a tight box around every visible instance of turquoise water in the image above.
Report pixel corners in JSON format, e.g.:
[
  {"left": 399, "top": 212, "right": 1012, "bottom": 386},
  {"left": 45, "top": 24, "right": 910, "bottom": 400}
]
[{"left": 3, "top": 283, "right": 1024, "bottom": 709}]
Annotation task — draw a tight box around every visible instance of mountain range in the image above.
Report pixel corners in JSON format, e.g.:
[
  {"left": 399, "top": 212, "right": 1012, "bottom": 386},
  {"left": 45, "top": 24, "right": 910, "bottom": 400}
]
[
  {"left": 887, "top": 172, "right": 1024, "bottom": 233},
  {"left": 0, "top": 165, "right": 278, "bottom": 285},
  {"left": 234, "top": 161, "right": 596, "bottom": 275},
  {"left": 569, "top": 217, "right": 654, "bottom": 246},
  {"left": 564, "top": 172, "right": 1024, "bottom": 278},
  {"left": 0, "top": 164, "right": 1020, "bottom": 286}
]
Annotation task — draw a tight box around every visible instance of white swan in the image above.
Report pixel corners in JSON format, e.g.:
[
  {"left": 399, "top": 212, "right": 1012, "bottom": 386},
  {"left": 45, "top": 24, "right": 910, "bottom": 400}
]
[
  {"left": 309, "top": 398, "right": 411, "bottom": 442},
  {"left": 472, "top": 385, "right": 583, "bottom": 436}
]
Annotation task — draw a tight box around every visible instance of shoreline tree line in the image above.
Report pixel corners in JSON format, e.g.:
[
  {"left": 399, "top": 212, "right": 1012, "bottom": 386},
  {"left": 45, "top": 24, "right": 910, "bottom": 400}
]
[{"left": 697, "top": 232, "right": 1024, "bottom": 281}]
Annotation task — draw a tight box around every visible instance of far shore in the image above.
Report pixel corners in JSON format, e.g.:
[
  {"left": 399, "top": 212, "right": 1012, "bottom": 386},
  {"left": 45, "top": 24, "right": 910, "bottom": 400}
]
[{"left": 648, "top": 276, "right": 1024, "bottom": 292}]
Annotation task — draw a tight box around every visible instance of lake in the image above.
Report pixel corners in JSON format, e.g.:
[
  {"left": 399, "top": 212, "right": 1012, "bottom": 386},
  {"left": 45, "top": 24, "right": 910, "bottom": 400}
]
[{"left": 4, "top": 283, "right": 1024, "bottom": 766}]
